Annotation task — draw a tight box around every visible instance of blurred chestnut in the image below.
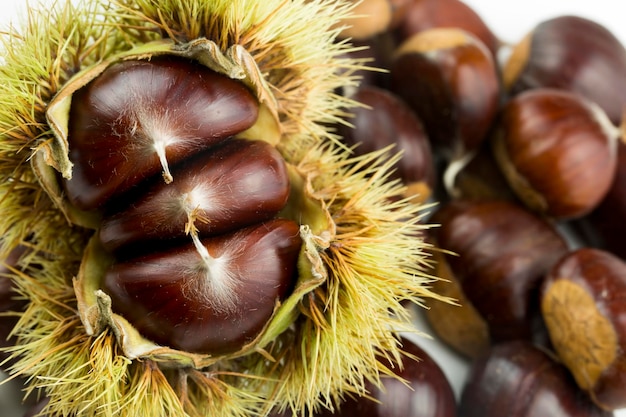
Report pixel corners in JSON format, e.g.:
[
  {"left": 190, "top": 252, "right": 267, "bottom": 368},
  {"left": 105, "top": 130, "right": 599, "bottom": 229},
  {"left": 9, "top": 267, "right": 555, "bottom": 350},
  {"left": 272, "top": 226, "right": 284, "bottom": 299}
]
[
  {"left": 541, "top": 248, "right": 626, "bottom": 411},
  {"left": 393, "top": 0, "right": 500, "bottom": 57},
  {"left": 492, "top": 88, "right": 619, "bottom": 220},
  {"left": 390, "top": 28, "right": 500, "bottom": 160},
  {"left": 459, "top": 341, "right": 613, "bottom": 417},
  {"left": 577, "top": 141, "right": 626, "bottom": 260},
  {"left": 104, "top": 219, "right": 301, "bottom": 355},
  {"left": 503, "top": 15, "right": 626, "bottom": 125},
  {"left": 66, "top": 56, "right": 260, "bottom": 211},
  {"left": 314, "top": 336, "right": 457, "bottom": 417},
  {"left": 337, "top": 85, "right": 435, "bottom": 203},
  {"left": 429, "top": 199, "right": 568, "bottom": 354}
]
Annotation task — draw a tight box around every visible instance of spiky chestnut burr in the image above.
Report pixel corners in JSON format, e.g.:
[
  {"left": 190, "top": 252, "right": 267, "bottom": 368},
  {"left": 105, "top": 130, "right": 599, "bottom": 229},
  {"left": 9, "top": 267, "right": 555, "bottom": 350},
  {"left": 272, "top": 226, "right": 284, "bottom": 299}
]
[{"left": 0, "top": 1, "right": 442, "bottom": 416}]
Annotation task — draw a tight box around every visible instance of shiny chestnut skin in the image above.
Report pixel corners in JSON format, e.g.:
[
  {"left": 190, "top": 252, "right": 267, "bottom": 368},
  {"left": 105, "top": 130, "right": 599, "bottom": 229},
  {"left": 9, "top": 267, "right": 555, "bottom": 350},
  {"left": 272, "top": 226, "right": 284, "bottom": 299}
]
[
  {"left": 430, "top": 199, "right": 568, "bottom": 349},
  {"left": 492, "top": 88, "right": 619, "bottom": 220},
  {"left": 504, "top": 15, "right": 626, "bottom": 125},
  {"left": 390, "top": 28, "right": 500, "bottom": 158},
  {"left": 66, "top": 56, "right": 259, "bottom": 211},
  {"left": 459, "top": 341, "right": 613, "bottom": 417},
  {"left": 542, "top": 248, "right": 626, "bottom": 411},
  {"left": 99, "top": 138, "right": 290, "bottom": 253},
  {"left": 393, "top": 0, "right": 500, "bottom": 57},
  {"left": 104, "top": 219, "right": 301, "bottom": 355},
  {"left": 337, "top": 85, "right": 435, "bottom": 201}
]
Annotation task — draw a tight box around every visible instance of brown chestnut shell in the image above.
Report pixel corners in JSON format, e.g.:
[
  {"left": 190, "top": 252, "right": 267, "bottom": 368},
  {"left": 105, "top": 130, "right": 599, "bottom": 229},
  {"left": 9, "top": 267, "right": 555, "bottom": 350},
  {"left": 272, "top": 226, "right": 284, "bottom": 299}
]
[
  {"left": 98, "top": 138, "right": 290, "bottom": 253},
  {"left": 103, "top": 219, "right": 302, "bottom": 355},
  {"left": 504, "top": 15, "right": 626, "bottom": 126},
  {"left": 459, "top": 341, "right": 612, "bottom": 417},
  {"left": 430, "top": 199, "right": 568, "bottom": 345},
  {"left": 492, "top": 88, "right": 619, "bottom": 220},
  {"left": 65, "top": 56, "right": 260, "bottom": 211},
  {"left": 542, "top": 247, "right": 626, "bottom": 411}
]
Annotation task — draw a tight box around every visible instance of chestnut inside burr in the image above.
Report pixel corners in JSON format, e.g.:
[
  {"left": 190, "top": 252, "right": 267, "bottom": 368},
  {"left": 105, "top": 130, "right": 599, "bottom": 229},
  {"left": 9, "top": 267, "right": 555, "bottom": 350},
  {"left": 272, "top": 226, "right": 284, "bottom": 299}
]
[{"left": 66, "top": 55, "right": 303, "bottom": 355}]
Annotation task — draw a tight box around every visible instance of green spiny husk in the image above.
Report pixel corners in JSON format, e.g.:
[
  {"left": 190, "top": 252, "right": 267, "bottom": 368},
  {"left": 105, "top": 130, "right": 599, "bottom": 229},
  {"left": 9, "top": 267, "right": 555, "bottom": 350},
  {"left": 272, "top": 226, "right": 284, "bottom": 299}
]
[{"left": 0, "top": 0, "right": 447, "bottom": 416}]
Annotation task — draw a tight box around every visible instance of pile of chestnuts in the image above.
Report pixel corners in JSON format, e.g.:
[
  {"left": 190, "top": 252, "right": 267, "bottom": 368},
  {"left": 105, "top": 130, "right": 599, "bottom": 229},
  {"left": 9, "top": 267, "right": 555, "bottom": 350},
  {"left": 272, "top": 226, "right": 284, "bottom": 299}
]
[
  {"left": 2, "top": 0, "right": 626, "bottom": 416},
  {"left": 314, "top": 0, "right": 626, "bottom": 415}
]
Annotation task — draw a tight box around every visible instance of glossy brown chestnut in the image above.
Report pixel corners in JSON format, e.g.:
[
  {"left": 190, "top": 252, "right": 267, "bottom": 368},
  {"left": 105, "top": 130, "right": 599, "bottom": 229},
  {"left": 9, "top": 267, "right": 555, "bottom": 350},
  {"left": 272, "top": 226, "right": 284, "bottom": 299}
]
[
  {"left": 459, "top": 341, "right": 613, "bottom": 417},
  {"left": 98, "top": 138, "right": 290, "bottom": 253},
  {"left": 430, "top": 199, "right": 568, "bottom": 347},
  {"left": 390, "top": 28, "right": 500, "bottom": 158},
  {"left": 503, "top": 15, "right": 626, "bottom": 125},
  {"left": 492, "top": 88, "right": 619, "bottom": 220},
  {"left": 392, "top": 0, "right": 500, "bottom": 57},
  {"left": 103, "top": 218, "right": 301, "bottom": 355},
  {"left": 337, "top": 85, "right": 435, "bottom": 203},
  {"left": 65, "top": 56, "right": 259, "bottom": 211},
  {"left": 542, "top": 248, "right": 626, "bottom": 411}
]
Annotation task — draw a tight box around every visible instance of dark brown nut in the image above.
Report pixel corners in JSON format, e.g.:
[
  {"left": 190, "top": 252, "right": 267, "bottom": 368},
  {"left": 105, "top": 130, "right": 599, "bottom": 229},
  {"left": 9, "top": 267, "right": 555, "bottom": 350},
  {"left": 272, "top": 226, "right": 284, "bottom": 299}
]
[
  {"left": 390, "top": 28, "right": 500, "bottom": 159},
  {"left": 313, "top": 336, "right": 457, "bottom": 417},
  {"left": 492, "top": 88, "right": 619, "bottom": 220},
  {"left": 392, "top": 0, "right": 500, "bottom": 57},
  {"left": 459, "top": 341, "right": 613, "bottom": 417},
  {"left": 98, "top": 138, "right": 290, "bottom": 253},
  {"left": 0, "top": 246, "right": 29, "bottom": 364},
  {"left": 337, "top": 85, "right": 435, "bottom": 203},
  {"left": 65, "top": 56, "right": 259, "bottom": 211},
  {"left": 430, "top": 199, "right": 568, "bottom": 349},
  {"left": 503, "top": 15, "right": 626, "bottom": 125},
  {"left": 103, "top": 218, "right": 301, "bottom": 355},
  {"left": 542, "top": 248, "right": 626, "bottom": 411},
  {"left": 578, "top": 141, "right": 626, "bottom": 260}
]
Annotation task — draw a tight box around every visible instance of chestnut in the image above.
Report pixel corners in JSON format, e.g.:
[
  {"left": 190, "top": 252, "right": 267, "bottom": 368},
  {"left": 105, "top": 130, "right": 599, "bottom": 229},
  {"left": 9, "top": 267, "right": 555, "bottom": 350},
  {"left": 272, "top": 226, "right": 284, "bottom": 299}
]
[
  {"left": 503, "top": 15, "right": 626, "bottom": 125},
  {"left": 305, "top": 336, "right": 457, "bottom": 417},
  {"left": 541, "top": 248, "right": 626, "bottom": 411},
  {"left": 65, "top": 56, "right": 259, "bottom": 211},
  {"left": 578, "top": 141, "right": 626, "bottom": 260},
  {"left": 429, "top": 199, "right": 568, "bottom": 355},
  {"left": 337, "top": 85, "right": 435, "bottom": 203},
  {"left": 492, "top": 88, "right": 620, "bottom": 220},
  {"left": 98, "top": 138, "right": 290, "bottom": 253},
  {"left": 459, "top": 341, "right": 613, "bottom": 417},
  {"left": 390, "top": 28, "right": 500, "bottom": 160},
  {"left": 393, "top": 0, "right": 500, "bottom": 57},
  {"left": 103, "top": 218, "right": 301, "bottom": 355}
]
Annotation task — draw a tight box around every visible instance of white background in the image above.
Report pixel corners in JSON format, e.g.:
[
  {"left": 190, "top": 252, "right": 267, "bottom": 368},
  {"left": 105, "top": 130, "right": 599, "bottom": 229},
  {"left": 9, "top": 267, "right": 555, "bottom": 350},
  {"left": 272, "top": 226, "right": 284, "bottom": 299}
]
[{"left": 1, "top": 0, "right": 625, "bottom": 416}]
